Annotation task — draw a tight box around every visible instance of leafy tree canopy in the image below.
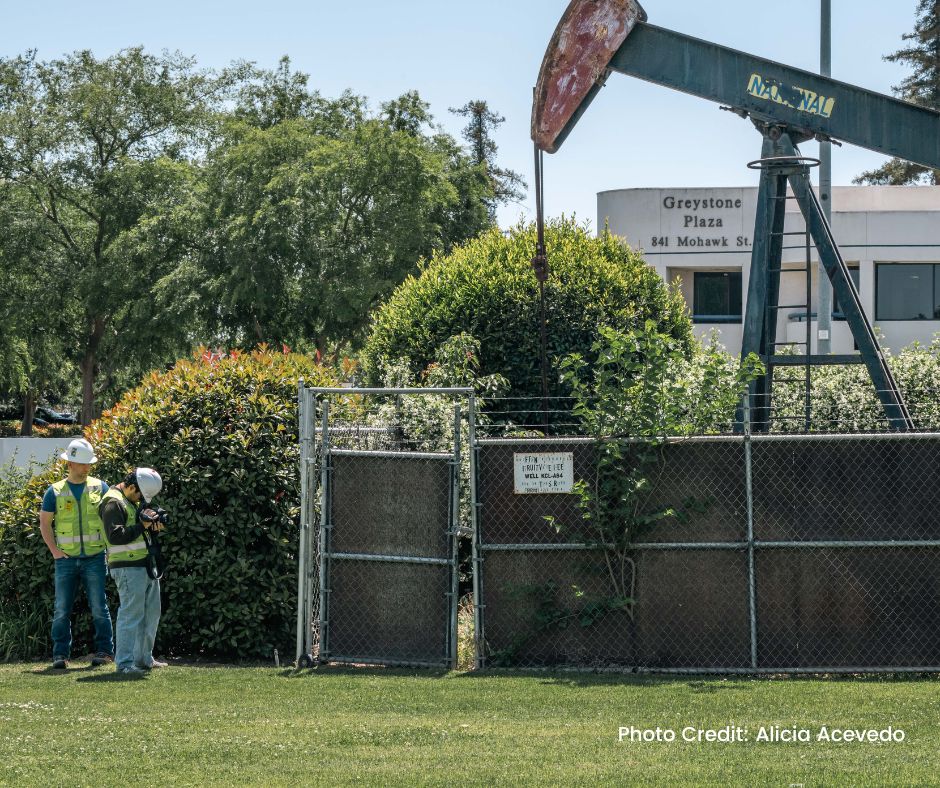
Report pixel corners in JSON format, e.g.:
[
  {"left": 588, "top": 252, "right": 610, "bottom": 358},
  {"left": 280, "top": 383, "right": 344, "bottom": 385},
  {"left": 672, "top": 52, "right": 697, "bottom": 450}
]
[
  {"left": 180, "top": 61, "right": 515, "bottom": 354},
  {"left": 856, "top": 0, "right": 940, "bottom": 185},
  {"left": 0, "top": 48, "right": 242, "bottom": 423}
]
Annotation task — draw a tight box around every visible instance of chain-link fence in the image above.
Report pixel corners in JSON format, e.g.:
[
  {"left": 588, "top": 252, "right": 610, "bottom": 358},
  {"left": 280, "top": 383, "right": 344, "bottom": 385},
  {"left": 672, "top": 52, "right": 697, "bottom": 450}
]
[
  {"left": 474, "top": 421, "right": 940, "bottom": 672},
  {"left": 296, "top": 386, "right": 472, "bottom": 668},
  {"left": 299, "top": 388, "right": 940, "bottom": 673}
]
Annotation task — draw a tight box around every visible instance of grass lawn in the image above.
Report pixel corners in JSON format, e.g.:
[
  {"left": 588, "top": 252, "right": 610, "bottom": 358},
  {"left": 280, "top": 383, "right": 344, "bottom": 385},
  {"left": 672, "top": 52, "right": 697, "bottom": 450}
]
[{"left": 0, "top": 661, "right": 937, "bottom": 786}]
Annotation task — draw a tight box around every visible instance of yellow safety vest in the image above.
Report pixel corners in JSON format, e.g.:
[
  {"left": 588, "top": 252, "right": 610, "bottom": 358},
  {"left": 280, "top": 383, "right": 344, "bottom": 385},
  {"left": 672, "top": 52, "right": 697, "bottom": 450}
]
[
  {"left": 51, "top": 477, "right": 107, "bottom": 556},
  {"left": 100, "top": 488, "right": 148, "bottom": 565}
]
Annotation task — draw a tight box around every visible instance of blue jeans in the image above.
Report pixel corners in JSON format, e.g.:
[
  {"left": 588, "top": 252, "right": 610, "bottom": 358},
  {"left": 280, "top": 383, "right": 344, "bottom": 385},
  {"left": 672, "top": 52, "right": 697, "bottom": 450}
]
[
  {"left": 111, "top": 567, "right": 161, "bottom": 671},
  {"left": 52, "top": 552, "right": 114, "bottom": 658}
]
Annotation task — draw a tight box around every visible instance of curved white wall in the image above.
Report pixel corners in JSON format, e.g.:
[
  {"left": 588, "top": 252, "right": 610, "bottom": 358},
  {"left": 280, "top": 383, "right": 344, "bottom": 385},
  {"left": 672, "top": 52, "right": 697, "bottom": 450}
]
[
  {"left": 0, "top": 437, "right": 79, "bottom": 476},
  {"left": 598, "top": 186, "right": 940, "bottom": 355}
]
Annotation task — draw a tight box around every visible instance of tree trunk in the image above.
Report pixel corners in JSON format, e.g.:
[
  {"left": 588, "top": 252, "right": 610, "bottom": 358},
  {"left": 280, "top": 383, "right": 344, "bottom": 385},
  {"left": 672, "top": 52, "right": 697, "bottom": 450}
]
[
  {"left": 80, "top": 317, "right": 106, "bottom": 426},
  {"left": 19, "top": 390, "right": 35, "bottom": 437}
]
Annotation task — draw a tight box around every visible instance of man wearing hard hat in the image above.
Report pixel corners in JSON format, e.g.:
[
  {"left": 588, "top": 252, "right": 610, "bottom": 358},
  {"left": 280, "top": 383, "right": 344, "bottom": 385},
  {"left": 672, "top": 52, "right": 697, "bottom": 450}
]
[
  {"left": 99, "top": 467, "right": 166, "bottom": 675},
  {"left": 38, "top": 438, "right": 114, "bottom": 669}
]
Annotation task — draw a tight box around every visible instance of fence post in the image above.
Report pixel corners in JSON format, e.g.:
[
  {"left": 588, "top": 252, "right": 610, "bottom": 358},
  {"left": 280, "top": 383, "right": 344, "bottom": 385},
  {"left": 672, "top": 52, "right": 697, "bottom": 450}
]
[
  {"left": 448, "top": 402, "right": 462, "bottom": 668},
  {"left": 468, "top": 394, "right": 483, "bottom": 669},
  {"left": 304, "top": 385, "right": 318, "bottom": 660},
  {"left": 743, "top": 400, "right": 758, "bottom": 670},
  {"left": 295, "top": 379, "right": 307, "bottom": 664},
  {"left": 317, "top": 398, "right": 332, "bottom": 663}
]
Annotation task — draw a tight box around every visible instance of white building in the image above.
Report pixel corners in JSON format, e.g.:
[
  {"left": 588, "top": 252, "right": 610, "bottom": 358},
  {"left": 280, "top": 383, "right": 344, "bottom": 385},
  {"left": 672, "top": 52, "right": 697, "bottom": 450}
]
[{"left": 598, "top": 186, "right": 940, "bottom": 356}]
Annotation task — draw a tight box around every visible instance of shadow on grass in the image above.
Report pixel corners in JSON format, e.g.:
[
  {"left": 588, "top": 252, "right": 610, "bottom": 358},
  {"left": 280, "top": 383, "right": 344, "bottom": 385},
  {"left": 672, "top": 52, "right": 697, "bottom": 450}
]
[
  {"left": 461, "top": 668, "right": 940, "bottom": 689},
  {"left": 27, "top": 665, "right": 96, "bottom": 677},
  {"left": 279, "top": 664, "right": 452, "bottom": 680},
  {"left": 277, "top": 663, "right": 940, "bottom": 690},
  {"left": 75, "top": 671, "right": 149, "bottom": 683},
  {"left": 462, "top": 670, "right": 751, "bottom": 692}
]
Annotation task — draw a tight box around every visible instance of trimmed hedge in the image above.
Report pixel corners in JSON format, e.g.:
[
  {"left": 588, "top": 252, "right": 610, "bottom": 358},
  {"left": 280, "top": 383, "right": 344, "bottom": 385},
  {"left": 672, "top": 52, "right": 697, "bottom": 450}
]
[
  {"left": 361, "top": 219, "right": 693, "bottom": 398},
  {"left": 0, "top": 348, "right": 336, "bottom": 660},
  {"left": 0, "top": 422, "right": 79, "bottom": 438}
]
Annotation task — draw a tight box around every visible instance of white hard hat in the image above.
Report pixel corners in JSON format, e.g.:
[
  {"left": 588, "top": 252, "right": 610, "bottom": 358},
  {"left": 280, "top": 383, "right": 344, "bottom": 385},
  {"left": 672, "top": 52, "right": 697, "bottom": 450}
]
[
  {"left": 60, "top": 438, "right": 97, "bottom": 464},
  {"left": 134, "top": 467, "right": 163, "bottom": 503}
]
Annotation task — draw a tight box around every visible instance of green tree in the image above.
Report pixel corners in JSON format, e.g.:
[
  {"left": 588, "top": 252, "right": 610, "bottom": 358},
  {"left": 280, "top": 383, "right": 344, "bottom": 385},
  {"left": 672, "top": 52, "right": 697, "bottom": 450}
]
[
  {"left": 0, "top": 182, "right": 78, "bottom": 433},
  {"left": 233, "top": 55, "right": 365, "bottom": 132},
  {"left": 184, "top": 61, "right": 498, "bottom": 354},
  {"left": 561, "top": 323, "right": 761, "bottom": 597},
  {"left": 855, "top": 0, "right": 940, "bottom": 185},
  {"left": 450, "top": 100, "right": 526, "bottom": 218},
  {"left": 0, "top": 48, "right": 238, "bottom": 424},
  {"left": 771, "top": 334, "right": 940, "bottom": 431}
]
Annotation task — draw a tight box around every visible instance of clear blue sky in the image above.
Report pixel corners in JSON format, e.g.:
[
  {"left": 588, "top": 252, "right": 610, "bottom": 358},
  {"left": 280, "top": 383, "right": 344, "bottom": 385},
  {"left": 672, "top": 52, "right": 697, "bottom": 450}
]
[{"left": 0, "top": 0, "right": 918, "bottom": 229}]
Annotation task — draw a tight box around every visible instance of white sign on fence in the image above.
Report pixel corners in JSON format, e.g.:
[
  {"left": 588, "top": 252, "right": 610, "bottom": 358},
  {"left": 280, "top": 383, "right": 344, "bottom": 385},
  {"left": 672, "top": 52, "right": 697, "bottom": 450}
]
[{"left": 513, "top": 452, "right": 574, "bottom": 494}]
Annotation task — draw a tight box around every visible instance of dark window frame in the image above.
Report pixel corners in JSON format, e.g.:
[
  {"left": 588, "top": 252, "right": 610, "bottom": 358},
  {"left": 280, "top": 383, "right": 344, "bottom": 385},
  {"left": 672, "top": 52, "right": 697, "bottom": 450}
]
[
  {"left": 832, "top": 265, "right": 861, "bottom": 321},
  {"left": 875, "top": 263, "right": 940, "bottom": 321},
  {"left": 692, "top": 270, "right": 743, "bottom": 324}
]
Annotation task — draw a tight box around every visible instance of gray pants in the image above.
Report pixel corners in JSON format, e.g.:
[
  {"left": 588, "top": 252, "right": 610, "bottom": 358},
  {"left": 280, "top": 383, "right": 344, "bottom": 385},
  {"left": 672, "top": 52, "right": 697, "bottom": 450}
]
[{"left": 111, "top": 566, "right": 161, "bottom": 670}]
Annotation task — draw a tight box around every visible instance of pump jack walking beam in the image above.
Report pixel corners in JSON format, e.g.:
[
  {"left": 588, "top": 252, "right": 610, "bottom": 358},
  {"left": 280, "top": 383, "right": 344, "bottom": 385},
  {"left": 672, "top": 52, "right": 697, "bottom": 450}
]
[
  {"left": 533, "top": 2, "right": 940, "bottom": 169},
  {"left": 532, "top": 0, "right": 940, "bottom": 431}
]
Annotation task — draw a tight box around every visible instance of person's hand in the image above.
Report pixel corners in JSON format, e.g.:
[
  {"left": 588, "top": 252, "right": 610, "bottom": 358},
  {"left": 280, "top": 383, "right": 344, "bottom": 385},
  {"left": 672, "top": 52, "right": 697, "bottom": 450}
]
[
  {"left": 141, "top": 510, "right": 165, "bottom": 532},
  {"left": 51, "top": 547, "right": 69, "bottom": 560}
]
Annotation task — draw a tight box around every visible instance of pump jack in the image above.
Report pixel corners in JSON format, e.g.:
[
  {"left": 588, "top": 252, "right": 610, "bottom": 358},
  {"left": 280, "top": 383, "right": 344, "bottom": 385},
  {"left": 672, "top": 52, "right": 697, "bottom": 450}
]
[{"left": 532, "top": 0, "right": 940, "bottom": 431}]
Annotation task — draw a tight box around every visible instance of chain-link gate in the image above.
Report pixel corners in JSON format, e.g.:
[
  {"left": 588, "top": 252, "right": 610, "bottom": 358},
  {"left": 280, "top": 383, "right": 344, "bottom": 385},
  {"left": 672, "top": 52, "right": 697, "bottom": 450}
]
[{"left": 296, "top": 386, "right": 473, "bottom": 668}]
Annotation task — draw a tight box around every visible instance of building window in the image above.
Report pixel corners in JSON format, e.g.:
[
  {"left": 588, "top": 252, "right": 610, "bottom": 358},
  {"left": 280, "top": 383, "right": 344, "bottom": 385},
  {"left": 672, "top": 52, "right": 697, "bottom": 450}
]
[
  {"left": 693, "top": 271, "right": 742, "bottom": 323},
  {"left": 876, "top": 264, "right": 940, "bottom": 320},
  {"left": 832, "top": 266, "right": 860, "bottom": 320}
]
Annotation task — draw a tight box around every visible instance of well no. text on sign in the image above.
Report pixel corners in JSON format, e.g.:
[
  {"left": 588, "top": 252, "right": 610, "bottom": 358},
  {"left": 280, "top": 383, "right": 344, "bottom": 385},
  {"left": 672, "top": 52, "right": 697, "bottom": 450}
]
[{"left": 513, "top": 452, "right": 573, "bottom": 494}]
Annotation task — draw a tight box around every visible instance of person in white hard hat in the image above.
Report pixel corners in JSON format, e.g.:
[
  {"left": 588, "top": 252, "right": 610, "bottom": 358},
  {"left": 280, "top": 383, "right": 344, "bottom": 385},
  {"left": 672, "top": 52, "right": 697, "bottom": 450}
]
[
  {"left": 99, "top": 467, "right": 167, "bottom": 674},
  {"left": 38, "top": 438, "right": 114, "bottom": 669}
]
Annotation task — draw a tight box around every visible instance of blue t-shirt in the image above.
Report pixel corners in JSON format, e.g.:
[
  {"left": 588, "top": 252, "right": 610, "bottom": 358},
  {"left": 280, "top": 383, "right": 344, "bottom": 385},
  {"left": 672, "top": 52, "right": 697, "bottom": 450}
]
[{"left": 41, "top": 480, "right": 110, "bottom": 513}]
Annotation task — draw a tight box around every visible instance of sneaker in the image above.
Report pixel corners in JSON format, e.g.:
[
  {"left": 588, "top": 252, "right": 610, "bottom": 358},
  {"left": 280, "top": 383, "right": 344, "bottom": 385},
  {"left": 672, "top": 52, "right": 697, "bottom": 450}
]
[
  {"left": 51, "top": 657, "right": 68, "bottom": 670},
  {"left": 90, "top": 652, "right": 114, "bottom": 667},
  {"left": 137, "top": 659, "right": 168, "bottom": 670},
  {"left": 119, "top": 666, "right": 146, "bottom": 675}
]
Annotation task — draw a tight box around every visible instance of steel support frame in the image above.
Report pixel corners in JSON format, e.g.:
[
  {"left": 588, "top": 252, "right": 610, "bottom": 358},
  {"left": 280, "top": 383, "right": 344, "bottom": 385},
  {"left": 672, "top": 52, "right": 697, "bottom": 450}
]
[
  {"left": 740, "top": 135, "right": 787, "bottom": 431},
  {"left": 739, "top": 132, "right": 912, "bottom": 432},
  {"left": 781, "top": 138, "right": 912, "bottom": 430}
]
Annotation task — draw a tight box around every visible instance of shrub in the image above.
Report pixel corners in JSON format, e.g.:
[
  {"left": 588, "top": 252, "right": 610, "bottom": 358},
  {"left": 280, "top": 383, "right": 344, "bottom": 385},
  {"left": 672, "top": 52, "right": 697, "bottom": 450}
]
[
  {"left": 34, "top": 424, "right": 81, "bottom": 439},
  {"left": 773, "top": 336, "right": 940, "bottom": 431},
  {"left": 361, "top": 219, "right": 693, "bottom": 401},
  {"left": 0, "top": 348, "right": 337, "bottom": 660},
  {"left": 0, "top": 421, "right": 79, "bottom": 438},
  {"left": 0, "top": 469, "right": 63, "bottom": 660}
]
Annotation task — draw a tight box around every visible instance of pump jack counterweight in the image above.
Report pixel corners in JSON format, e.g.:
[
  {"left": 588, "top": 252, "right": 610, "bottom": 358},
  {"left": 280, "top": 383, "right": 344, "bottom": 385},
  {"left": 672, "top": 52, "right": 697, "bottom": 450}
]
[{"left": 532, "top": 0, "right": 938, "bottom": 431}]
